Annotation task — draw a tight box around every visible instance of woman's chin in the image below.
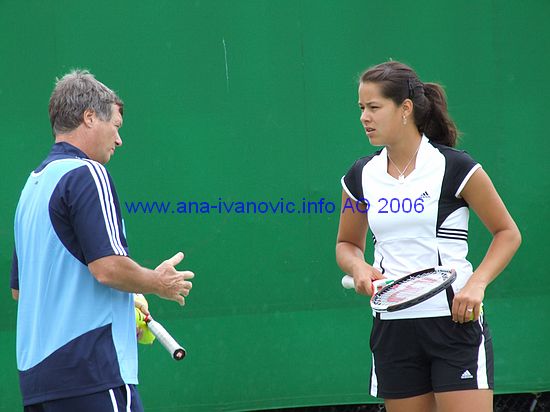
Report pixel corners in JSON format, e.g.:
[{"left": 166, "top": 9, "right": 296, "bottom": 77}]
[{"left": 367, "top": 135, "right": 384, "bottom": 147}]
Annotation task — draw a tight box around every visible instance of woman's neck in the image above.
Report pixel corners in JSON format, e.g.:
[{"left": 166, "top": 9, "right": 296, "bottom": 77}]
[{"left": 386, "top": 132, "right": 423, "bottom": 167}]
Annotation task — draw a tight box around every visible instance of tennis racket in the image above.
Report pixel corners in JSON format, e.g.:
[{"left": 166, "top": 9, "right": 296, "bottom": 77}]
[
  {"left": 341, "top": 267, "right": 457, "bottom": 312},
  {"left": 144, "top": 315, "right": 186, "bottom": 361}
]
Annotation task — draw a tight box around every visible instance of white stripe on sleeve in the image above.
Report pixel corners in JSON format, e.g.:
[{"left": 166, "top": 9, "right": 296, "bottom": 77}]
[
  {"left": 455, "top": 164, "right": 482, "bottom": 198},
  {"left": 88, "top": 161, "right": 126, "bottom": 254},
  {"left": 82, "top": 160, "right": 126, "bottom": 256}
]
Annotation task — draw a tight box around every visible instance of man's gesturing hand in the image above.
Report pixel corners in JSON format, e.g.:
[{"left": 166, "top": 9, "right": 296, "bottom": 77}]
[{"left": 154, "top": 252, "right": 195, "bottom": 306}]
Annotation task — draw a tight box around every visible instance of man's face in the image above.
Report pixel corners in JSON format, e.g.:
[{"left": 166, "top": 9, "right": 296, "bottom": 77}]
[{"left": 89, "top": 104, "right": 123, "bottom": 164}]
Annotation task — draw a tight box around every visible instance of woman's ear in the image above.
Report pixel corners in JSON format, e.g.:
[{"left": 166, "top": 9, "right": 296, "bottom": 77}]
[{"left": 402, "top": 99, "right": 413, "bottom": 118}]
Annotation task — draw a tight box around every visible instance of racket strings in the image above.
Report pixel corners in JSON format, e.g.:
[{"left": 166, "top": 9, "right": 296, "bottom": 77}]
[{"left": 374, "top": 271, "right": 443, "bottom": 305}]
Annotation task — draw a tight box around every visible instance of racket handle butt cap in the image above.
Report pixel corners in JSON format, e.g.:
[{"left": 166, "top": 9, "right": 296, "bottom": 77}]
[
  {"left": 341, "top": 275, "right": 355, "bottom": 289},
  {"left": 173, "top": 348, "right": 186, "bottom": 361}
]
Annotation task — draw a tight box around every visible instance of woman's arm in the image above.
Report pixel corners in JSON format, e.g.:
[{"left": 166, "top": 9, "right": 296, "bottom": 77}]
[
  {"left": 452, "top": 168, "right": 522, "bottom": 322},
  {"left": 336, "top": 190, "right": 384, "bottom": 295}
]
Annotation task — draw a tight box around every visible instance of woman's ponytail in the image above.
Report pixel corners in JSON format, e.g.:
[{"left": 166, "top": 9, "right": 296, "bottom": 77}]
[{"left": 420, "top": 83, "right": 458, "bottom": 147}]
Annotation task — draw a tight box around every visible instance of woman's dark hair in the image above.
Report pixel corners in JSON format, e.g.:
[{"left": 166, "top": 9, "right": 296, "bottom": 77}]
[{"left": 360, "top": 61, "right": 458, "bottom": 147}]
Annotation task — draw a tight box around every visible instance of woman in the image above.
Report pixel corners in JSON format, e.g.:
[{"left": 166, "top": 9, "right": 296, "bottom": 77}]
[{"left": 336, "top": 61, "right": 521, "bottom": 412}]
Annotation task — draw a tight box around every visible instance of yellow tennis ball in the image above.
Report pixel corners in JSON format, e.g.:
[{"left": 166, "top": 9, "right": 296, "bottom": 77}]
[
  {"left": 135, "top": 308, "right": 156, "bottom": 345},
  {"left": 469, "top": 303, "right": 484, "bottom": 321}
]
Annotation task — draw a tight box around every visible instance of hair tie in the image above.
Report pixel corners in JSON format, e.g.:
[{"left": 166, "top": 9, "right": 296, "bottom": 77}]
[{"left": 407, "top": 79, "right": 415, "bottom": 99}]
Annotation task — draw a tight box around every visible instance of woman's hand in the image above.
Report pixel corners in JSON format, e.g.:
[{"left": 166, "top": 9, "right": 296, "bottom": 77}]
[
  {"left": 451, "top": 278, "right": 486, "bottom": 323},
  {"left": 351, "top": 262, "right": 385, "bottom": 296}
]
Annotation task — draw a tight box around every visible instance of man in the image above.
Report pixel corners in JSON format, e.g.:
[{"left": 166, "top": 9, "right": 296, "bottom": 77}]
[{"left": 11, "top": 70, "right": 194, "bottom": 411}]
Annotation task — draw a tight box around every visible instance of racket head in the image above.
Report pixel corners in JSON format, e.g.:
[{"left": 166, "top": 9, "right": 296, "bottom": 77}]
[{"left": 370, "top": 267, "right": 457, "bottom": 313}]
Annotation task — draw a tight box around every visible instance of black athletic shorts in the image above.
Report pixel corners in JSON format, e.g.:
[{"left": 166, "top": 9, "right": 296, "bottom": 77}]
[
  {"left": 24, "top": 384, "right": 144, "bottom": 412},
  {"left": 369, "top": 315, "right": 494, "bottom": 399}
]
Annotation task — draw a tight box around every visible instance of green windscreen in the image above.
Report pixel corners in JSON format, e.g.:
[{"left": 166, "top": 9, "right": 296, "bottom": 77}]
[{"left": 1, "top": 1, "right": 548, "bottom": 410}]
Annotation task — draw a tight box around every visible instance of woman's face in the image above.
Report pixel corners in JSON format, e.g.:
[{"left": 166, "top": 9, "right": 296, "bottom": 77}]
[{"left": 358, "top": 81, "right": 403, "bottom": 147}]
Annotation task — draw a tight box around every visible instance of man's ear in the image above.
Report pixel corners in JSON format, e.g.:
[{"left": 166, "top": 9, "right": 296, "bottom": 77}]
[{"left": 83, "top": 109, "right": 96, "bottom": 128}]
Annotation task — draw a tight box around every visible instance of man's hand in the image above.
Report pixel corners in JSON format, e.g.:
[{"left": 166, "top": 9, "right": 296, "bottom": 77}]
[
  {"left": 154, "top": 252, "right": 195, "bottom": 306},
  {"left": 134, "top": 293, "right": 150, "bottom": 317},
  {"left": 88, "top": 253, "right": 195, "bottom": 305}
]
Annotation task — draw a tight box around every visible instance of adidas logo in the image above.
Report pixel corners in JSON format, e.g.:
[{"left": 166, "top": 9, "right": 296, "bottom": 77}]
[
  {"left": 420, "top": 191, "right": 430, "bottom": 199},
  {"left": 461, "top": 370, "right": 474, "bottom": 380}
]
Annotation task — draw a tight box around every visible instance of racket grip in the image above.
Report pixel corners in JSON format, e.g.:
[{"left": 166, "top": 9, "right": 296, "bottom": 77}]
[
  {"left": 341, "top": 275, "right": 355, "bottom": 289},
  {"left": 342, "top": 276, "right": 393, "bottom": 293},
  {"left": 145, "top": 316, "right": 186, "bottom": 361},
  {"left": 372, "top": 279, "right": 393, "bottom": 294}
]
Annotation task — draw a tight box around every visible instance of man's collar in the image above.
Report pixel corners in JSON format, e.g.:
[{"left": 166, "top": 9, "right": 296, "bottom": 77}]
[{"left": 51, "top": 141, "right": 90, "bottom": 159}]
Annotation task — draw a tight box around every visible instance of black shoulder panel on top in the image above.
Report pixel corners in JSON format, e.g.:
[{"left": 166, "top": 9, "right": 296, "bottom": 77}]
[{"left": 342, "top": 149, "right": 382, "bottom": 201}]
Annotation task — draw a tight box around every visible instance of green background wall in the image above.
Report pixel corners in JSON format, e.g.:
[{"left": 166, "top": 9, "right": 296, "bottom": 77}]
[{"left": 1, "top": 1, "right": 548, "bottom": 410}]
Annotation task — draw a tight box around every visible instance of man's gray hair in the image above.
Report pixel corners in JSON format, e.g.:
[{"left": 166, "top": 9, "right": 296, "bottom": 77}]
[{"left": 48, "top": 69, "right": 123, "bottom": 136}]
